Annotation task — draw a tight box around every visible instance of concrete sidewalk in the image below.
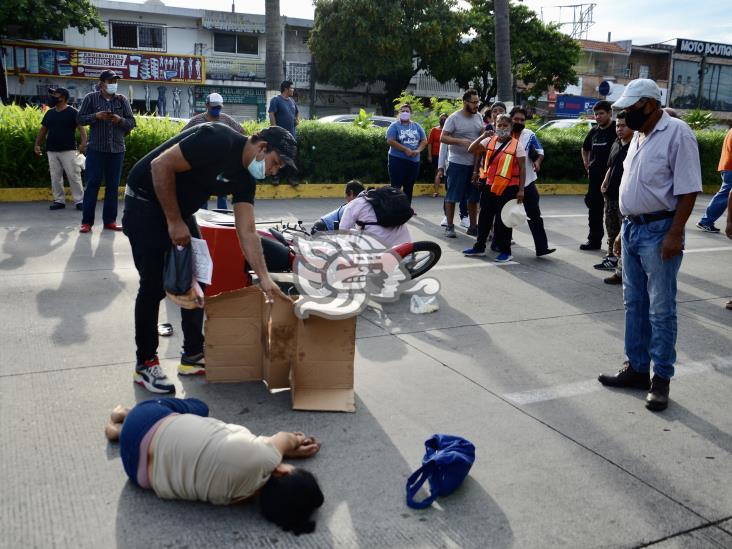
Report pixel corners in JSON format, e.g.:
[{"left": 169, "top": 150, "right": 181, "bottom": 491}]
[{"left": 1, "top": 196, "right": 731, "bottom": 549}]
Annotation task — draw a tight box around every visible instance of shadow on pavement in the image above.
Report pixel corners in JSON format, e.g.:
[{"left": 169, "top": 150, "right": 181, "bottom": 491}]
[{"left": 0, "top": 226, "right": 71, "bottom": 270}]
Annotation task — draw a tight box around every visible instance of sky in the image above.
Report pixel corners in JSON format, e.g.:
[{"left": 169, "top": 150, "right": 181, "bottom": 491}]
[{"left": 135, "top": 0, "right": 732, "bottom": 46}]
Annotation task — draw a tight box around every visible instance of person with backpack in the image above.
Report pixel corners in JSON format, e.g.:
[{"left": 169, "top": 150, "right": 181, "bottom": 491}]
[
  {"left": 339, "top": 186, "right": 413, "bottom": 248},
  {"left": 311, "top": 180, "right": 365, "bottom": 233}
]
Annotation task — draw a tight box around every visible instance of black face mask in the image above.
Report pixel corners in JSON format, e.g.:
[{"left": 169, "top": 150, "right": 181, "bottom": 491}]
[
  {"left": 623, "top": 105, "right": 651, "bottom": 131},
  {"left": 48, "top": 96, "right": 59, "bottom": 107},
  {"left": 512, "top": 122, "right": 525, "bottom": 134}
]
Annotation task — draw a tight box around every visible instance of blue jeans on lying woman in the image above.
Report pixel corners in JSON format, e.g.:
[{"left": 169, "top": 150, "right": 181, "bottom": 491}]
[{"left": 119, "top": 398, "right": 209, "bottom": 485}]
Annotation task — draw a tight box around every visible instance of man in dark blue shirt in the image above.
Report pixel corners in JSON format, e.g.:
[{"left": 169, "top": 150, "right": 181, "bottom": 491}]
[
  {"left": 122, "top": 124, "right": 296, "bottom": 394},
  {"left": 268, "top": 80, "right": 299, "bottom": 137}
]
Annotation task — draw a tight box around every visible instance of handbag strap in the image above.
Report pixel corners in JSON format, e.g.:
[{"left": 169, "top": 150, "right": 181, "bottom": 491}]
[
  {"left": 405, "top": 462, "right": 437, "bottom": 509},
  {"left": 484, "top": 138, "right": 510, "bottom": 173}
]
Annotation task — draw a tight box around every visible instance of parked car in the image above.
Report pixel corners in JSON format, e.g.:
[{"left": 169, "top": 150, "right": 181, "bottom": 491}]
[
  {"left": 536, "top": 119, "right": 597, "bottom": 133},
  {"left": 136, "top": 115, "right": 190, "bottom": 124},
  {"left": 317, "top": 114, "right": 397, "bottom": 128}
]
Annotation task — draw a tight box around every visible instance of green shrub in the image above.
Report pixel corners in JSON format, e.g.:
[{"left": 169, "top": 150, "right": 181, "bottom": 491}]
[{"left": 0, "top": 104, "right": 726, "bottom": 187}]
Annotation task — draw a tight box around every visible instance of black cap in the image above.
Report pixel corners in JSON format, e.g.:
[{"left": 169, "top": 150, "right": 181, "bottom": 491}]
[
  {"left": 259, "top": 126, "right": 298, "bottom": 172},
  {"left": 48, "top": 87, "right": 70, "bottom": 100},
  {"left": 99, "top": 69, "right": 121, "bottom": 81}
]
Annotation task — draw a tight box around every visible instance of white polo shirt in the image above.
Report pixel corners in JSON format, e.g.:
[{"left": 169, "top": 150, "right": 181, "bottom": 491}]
[{"left": 619, "top": 112, "right": 702, "bottom": 216}]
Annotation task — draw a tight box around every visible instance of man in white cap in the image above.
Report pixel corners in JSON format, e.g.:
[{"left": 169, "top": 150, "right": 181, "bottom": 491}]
[{"left": 597, "top": 79, "right": 702, "bottom": 412}]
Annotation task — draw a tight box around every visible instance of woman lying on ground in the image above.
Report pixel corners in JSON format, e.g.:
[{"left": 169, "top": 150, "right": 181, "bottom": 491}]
[{"left": 105, "top": 398, "right": 324, "bottom": 535}]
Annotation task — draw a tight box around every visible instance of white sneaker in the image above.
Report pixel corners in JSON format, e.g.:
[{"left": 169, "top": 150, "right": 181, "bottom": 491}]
[
  {"left": 460, "top": 216, "right": 470, "bottom": 229},
  {"left": 440, "top": 216, "right": 448, "bottom": 227}
]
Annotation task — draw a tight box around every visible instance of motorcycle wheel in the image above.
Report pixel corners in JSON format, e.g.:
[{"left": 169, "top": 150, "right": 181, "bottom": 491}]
[{"left": 403, "top": 241, "right": 441, "bottom": 280}]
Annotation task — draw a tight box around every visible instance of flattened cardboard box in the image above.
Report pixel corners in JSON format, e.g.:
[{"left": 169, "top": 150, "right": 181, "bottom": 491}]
[{"left": 204, "top": 286, "right": 356, "bottom": 412}]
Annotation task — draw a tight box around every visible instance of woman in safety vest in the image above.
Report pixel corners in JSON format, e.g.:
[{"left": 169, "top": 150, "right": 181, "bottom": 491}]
[{"left": 463, "top": 114, "right": 526, "bottom": 263}]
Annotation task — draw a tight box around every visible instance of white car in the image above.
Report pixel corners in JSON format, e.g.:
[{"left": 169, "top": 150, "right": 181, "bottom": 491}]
[
  {"left": 317, "top": 114, "right": 396, "bottom": 128},
  {"left": 536, "top": 119, "right": 597, "bottom": 133}
]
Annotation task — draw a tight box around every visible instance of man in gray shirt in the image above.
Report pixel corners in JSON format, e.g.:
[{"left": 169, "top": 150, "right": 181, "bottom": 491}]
[
  {"left": 598, "top": 79, "right": 702, "bottom": 412},
  {"left": 440, "top": 89, "right": 484, "bottom": 238}
]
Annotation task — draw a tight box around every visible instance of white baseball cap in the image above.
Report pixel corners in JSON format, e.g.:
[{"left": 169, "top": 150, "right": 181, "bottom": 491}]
[
  {"left": 206, "top": 93, "right": 224, "bottom": 106},
  {"left": 611, "top": 79, "right": 662, "bottom": 110},
  {"left": 500, "top": 199, "right": 528, "bottom": 229}
]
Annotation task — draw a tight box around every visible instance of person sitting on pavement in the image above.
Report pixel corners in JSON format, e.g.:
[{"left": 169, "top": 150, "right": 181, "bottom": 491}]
[
  {"left": 463, "top": 114, "right": 526, "bottom": 263},
  {"left": 311, "top": 180, "right": 365, "bottom": 234},
  {"left": 104, "top": 398, "right": 324, "bottom": 534},
  {"left": 122, "top": 124, "right": 294, "bottom": 394},
  {"left": 339, "top": 188, "right": 412, "bottom": 248}
]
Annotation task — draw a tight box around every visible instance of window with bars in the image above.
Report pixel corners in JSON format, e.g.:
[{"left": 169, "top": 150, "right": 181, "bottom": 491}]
[
  {"left": 213, "top": 33, "right": 259, "bottom": 55},
  {"left": 110, "top": 21, "right": 166, "bottom": 52}
]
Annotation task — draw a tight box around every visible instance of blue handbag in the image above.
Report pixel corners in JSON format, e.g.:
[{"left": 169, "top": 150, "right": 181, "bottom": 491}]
[{"left": 405, "top": 434, "right": 476, "bottom": 509}]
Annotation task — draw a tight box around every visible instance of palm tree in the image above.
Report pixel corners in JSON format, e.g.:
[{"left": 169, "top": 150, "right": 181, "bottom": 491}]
[
  {"left": 494, "top": 0, "right": 513, "bottom": 103},
  {"left": 265, "top": 0, "right": 283, "bottom": 95}
]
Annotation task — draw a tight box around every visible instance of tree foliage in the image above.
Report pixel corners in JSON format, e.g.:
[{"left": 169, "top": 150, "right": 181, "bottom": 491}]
[
  {"left": 309, "top": 0, "right": 465, "bottom": 114},
  {"left": 428, "top": 0, "right": 581, "bottom": 106},
  {"left": 0, "top": 0, "right": 106, "bottom": 38}
]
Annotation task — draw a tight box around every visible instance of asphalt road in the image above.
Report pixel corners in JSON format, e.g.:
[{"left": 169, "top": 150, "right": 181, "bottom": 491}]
[{"left": 1, "top": 195, "right": 730, "bottom": 549}]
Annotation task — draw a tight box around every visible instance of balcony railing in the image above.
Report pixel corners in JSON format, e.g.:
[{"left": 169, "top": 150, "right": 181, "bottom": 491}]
[
  {"left": 205, "top": 56, "right": 265, "bottom": 81},
  {"left": 285, "top": 62, "right": 311, "bottom": 87},
  {"left": 413, "top": 74, "right": 462, "bottom": 98}
]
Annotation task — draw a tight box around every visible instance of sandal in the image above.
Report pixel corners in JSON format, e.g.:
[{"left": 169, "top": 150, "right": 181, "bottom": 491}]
[
  {"left": 726, "top": 300, "right": 732, "bottom": 311},
  {"left": 432, "top": 192, "right": 439, "bottom": 198},
  {"left": 157, "top": 323, "right": 173, "bottom": 337}
]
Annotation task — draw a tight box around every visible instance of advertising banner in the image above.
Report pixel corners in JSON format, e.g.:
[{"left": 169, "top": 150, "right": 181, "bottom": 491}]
[
  {"left": 676, "top": 39, "right": 732, "bottom": 60},
  {"left": 555, "top": 95, "right": 599, "bottom": 118},
  {"left": 1, "top": 41, "right": 205, "bottom": 84}
]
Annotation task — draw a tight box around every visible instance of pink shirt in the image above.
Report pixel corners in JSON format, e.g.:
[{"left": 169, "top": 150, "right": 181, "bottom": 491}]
[{"left": 339, "top": 196, "right": 411, "bottom": 249}]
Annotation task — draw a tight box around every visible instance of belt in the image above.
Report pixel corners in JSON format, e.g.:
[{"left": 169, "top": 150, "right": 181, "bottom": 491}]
[
  {"left": 625, "top": 211, "right": 675, "bottom": 224},
  {"left": 124, "top": 186, "right": 151, "bottom": 202}
]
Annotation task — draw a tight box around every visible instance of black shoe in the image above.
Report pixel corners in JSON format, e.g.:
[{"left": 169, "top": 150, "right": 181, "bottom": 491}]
[
  {"left": 466, "top": 225, "right": 478, "bottom": 236},
  {"left": 75, "top": 202, "right": 83, "bottom": 211},
  {"left": 580, "top": 241, "right": 602, "bottom": 250},
  {"left": 598, "top": 362, "right": 650, "bottom": 390},
  {"left": 646, "top": 376, "right": 670, "bottom": 411},
  {"left": 604, "top": 273, "right": 622, "bottom": 285},
  {"left": 536, "top": 248, "right": 556, "bottom": 257},
  {"left": 49, "top": 202, "right": 65, "bottom": 210}
]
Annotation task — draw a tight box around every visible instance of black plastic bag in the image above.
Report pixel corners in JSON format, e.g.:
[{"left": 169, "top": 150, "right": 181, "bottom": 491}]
[{"left": 163, "top": 244, "right": 193, "bottom": 295}]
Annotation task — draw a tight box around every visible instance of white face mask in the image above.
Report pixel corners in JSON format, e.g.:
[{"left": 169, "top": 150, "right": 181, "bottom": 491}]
[
  {"left": 105, "top": 83, "right": 118, "bottom": 94},
  {"left": 248, "top": 155, "right": 266, "bottom": 180},
  {"left": 496, "top": 128, "right": 511, "bottom": 140}
]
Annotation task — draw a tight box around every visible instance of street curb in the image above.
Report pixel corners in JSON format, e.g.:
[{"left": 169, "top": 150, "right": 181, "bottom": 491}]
[{"left": 0, "top": 183, "right": 720, "bottom": 202}]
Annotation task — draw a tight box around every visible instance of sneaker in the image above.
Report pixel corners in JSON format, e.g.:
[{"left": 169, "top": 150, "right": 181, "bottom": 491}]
[
  {"left": 463, "top": 247, "right": 486, "bottom": 257},
  {"left": 460, "top": 216, "right": 470, "bottom": 229},
  {"left": 104, "top": 222, "right": 123, "bottom": 231},
  {"left": 603, "top": 273, "right": 622, "bottom": 285},
  {"left": 646, "top": 375, "right": 670, "bottom": 411},
  {"left": 79, "top": 224, "right": 92, "bottom": 233},
  {"left": 494, "top": 252, "right": 513, "bottom": 263},
  {"left": 49, "top": 202, "right": 65, "bottom": 210},
  {"left": 134, "top": 357, "right": 175, "bottom": 394},
  {"left": 696, "top": 222, "right": 720, "bottom": 233},
  {"left": 466, "top": 225, "right": 478, "bottom": 236},
  {"left": 579, "top": 241, "right": 602, "bottom": 251},
  {"left": 536, "top": 248, "right": 556, "bottom": 257},
  {"left": 440, "top": 216, "right": 448, "bottom": 227},
  {"left": 444, "top": 225, "right": 456, "bottom": 238},
  {"left": 75, "top": 202, "right": 83, "bottom": 211},
  {"left": 594, "top": 256, "right": 618, "bottom": 271},
  {"left": 598, "top": 361, "right": 650, "bottom": 390},
  {"left": 178, "top": 352, "right": 206, "bottom": 376}
]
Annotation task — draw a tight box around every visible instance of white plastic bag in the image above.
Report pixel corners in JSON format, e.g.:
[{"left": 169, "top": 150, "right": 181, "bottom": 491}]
[{"left": 410, "top": 294, "right": 439, "bottom": 314}]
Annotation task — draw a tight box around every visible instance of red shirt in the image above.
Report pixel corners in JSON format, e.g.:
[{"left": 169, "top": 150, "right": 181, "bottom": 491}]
[
  {"left": 718, "top": 128, "right": 732, "bottom": 172},
  {"left": 427, "top": 127, "right": 442, "bottom": 156}
]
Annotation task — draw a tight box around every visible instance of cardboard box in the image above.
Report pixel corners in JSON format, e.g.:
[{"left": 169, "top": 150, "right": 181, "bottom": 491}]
[{"left": 204, "top": 286, "right": 356, "bottom": 412}]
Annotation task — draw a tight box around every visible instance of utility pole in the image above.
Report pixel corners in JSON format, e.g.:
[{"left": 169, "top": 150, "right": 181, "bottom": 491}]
[{"left": 494, "top": 0, "right": 513, "bottom": 103}]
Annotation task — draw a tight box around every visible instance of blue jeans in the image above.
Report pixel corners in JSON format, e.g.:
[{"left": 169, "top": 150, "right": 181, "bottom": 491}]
[
  {"left": 388, "top": 155, "right": 420, "bottom": 203},
  {"left": 119, "top": 398, "right": 209, "bottom": 485},
  {"left": 82, "top": 149, "right": 125, "bottom": 225},
  {"left": 200, "top": 196, "right": 229, "bottom": 210},
  {"left": 699, "top": 171, "right": 732, "bottom": 226},
  {"left": 621, "top": 217, "right": 682, "bottom": 379}
]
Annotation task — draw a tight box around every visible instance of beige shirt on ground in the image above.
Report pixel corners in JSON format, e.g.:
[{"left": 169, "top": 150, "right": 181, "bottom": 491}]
[{"left": 150, "top": 414, "right": 282, "bottom": 505}]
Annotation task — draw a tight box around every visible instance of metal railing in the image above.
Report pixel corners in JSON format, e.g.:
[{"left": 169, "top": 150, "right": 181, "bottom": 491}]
[
  {"left": 285, "top": 62, "right": 311, "bottom": 87},
  {"left": 413, "top": 74, "right": 462, "bottom": 98},
  {"left": 205, "top": 56, "right": 265, "bottom": 81}
]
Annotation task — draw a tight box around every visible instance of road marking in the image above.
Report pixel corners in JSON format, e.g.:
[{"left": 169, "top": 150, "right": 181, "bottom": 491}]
[
  {"left": 541, "top": 214, "right": 587, "bottom": 219},
  {"left": 434, "top": 260, "right": 519, "bottom": 271},
  {"left": 684, "top": 246, "right": 732, "bottom": 254},
  {"left": 503, "top": 356, "right": 732, "bottom": 406}
]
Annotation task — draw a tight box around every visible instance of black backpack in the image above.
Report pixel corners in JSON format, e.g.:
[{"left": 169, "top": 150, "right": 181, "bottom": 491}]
[{"left": 357, "top": 187, "right": 414, "bottom": 228}]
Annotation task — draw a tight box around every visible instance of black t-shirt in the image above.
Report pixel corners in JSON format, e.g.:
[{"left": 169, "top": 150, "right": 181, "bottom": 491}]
[
  {"left": 583, "top": 122, "right": 616, "bottom": 182},
  {"left": 41, "top": 106, "right": 79, "bottom": 151},
  {"left": 126, "top": 123, "right": 255, "bottom": 219},
  {"left": 604, "top": 138, "right": 630, "bottom": 200}
]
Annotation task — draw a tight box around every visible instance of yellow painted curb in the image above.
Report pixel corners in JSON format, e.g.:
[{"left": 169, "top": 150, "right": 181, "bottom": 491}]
[{"left": 0, "top": 182, "right": 722, "bottom": 202}]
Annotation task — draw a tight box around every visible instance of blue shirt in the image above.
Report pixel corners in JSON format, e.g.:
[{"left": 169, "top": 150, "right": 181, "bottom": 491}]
[
  {"left": 268, "top": 95, "right": 298, "bottom": 137},
  {"left": 320, "top": 204, "right": 347, "bottom": 230},
  {"left": 387, "top": 121, "right": 426, "bottom": 163}
]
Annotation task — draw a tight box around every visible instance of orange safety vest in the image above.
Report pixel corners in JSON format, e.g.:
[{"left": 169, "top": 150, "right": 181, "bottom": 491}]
[{"left": 479, "top": 136, "right": 519, "bottom": 196}]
